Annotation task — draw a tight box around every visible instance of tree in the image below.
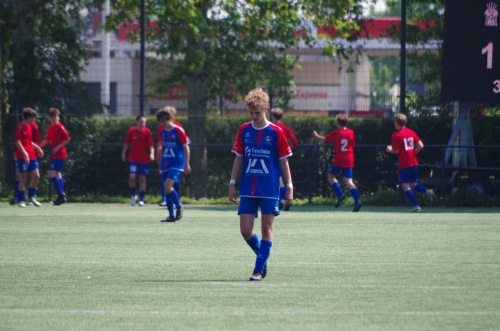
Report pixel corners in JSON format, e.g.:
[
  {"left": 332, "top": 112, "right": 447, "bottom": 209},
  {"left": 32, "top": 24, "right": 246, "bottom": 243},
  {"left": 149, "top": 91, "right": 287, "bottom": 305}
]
[
  {"left": 106, "top": 0, "right": 367, "bottom": 199},
  {"left": 0, "top": 0, "right": 102, "bottom": 191},
  {"left": 370, "top": 0, "right": 445, "bottom": 114}
]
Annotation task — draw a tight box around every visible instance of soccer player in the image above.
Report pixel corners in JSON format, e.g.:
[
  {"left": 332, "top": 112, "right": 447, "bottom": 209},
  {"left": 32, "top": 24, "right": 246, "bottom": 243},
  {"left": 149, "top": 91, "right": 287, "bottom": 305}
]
[
  {"left": 312, "top": 114, "right": 362, "bottom": 212},
  {"left": 121, "top": 115, "right": 155, "bottom": 206},
  {"left": 270, "top": 107, "right": 298, "bottom": 211},
  {"left": 40, "top": 108, "right": 71, "bottom": 206},
  {"left": 10, "top": 117, "right": 42, "bottom": 205},
  {"left": 386, "top": 113, "right": 433, "bottom": 212},
  {"left": 14, "top": 107, "right": 44, "bottom": 207},
  {"left": 156, "top": 108, "right": 190, "bottom": 222},
  {"left": 229, "top": 88, "right": 293, "bottom": 281},
  {"left": 156, "top": 106, "right": 183, "bottom": 206}
]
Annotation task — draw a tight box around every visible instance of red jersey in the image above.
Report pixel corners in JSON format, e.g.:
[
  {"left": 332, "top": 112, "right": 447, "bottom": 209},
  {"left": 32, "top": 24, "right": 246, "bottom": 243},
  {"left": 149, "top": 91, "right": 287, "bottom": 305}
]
[
  {"left": 125, "top": 126, "right": 154, "bottom": 164},
  {"left": 30, "top": 122, "right": 42, "bottom": 145},
  {"left": 324, "top": 128, "right": 355, "bottom": 168},
  {"left": 391, "top": 127, "right": 421, "bottom": 169},
  {"left": 274, "top": 122, "right": 298, "bottom": 148},
  {"left": 14, "top": 122, "right": 36, "bottom": 160},
  {"left": 45, "top": 123, "right": 71, "bottom": 160}
]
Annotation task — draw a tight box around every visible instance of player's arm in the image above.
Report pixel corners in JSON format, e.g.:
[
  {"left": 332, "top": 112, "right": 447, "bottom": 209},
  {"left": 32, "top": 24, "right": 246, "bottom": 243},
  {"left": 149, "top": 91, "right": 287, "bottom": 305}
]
[
  {"left": 280, "top": 157, "right": 293, "bottom": 204},
  {"left": 149, "top": 145, "right": 155, "bottom": 162},
  {"left": 415, "top": 140, "right": 424, "bottom": 154},
  {"left": 121, "top": 143, "right": 129, "bottom": 162},
  {"left": 228, "top": 155, "right": 242, "bottom": 203},
  {"left": 312, "top": 130, "right": 325, "bottom": 142},
  {"left": 183, "top": 144, "right": 191, "bottom": 175},
  {"left": 39, "top": 139, "right": 48, "bottom": 148},
  {"left": 52, "top": 139, "right": 69, "bottom": 154},
  {"left": 32, "top": 142, "right": 44, "bottom": 158},
  {"left": 386, "top": 145, "right": 397, "bottom": 154},
  {"left": 155, "top": 145, "right": 162, "bottom": 165},
  {"left": 15, "top": 139, "right": 29, "bottom": 164}
]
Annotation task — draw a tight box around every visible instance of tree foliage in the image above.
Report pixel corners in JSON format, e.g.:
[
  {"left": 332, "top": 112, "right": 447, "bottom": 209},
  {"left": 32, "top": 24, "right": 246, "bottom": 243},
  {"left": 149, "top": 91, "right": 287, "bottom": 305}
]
[
  {"left": 106, "top": 0, "right": 368, "bottom": 198},
  {"left": 0, "top": 0, "right": 103, "bottom": 192},
  {"left": 0, "top": 0, "right": 102, "bottom": 113}
]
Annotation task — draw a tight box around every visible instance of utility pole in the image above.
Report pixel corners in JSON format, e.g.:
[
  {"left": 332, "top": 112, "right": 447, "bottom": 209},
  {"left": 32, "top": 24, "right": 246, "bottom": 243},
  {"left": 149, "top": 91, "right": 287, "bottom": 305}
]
[{"left": 399, "top": 0, "right": 407, "bottom": 114}]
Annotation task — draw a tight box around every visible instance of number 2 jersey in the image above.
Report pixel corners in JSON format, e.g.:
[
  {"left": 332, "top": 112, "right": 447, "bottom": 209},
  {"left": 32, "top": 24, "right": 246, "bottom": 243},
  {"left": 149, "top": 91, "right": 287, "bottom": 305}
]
[
  {"left": 324, "top": 128, "right": 355, "bottom": 168},
  {"left": 159, "top": 125, "right": 190, "bottom": 172},
  {"left": 231, "top": 122, "right": 292, "bottom": 200},
  {"left": 391, "top": 127, "right": 421, "bottom": 169}
]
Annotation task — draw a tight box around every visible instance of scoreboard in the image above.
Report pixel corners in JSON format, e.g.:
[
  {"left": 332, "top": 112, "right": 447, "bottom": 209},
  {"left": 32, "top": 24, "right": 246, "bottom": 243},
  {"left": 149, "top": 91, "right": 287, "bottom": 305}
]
[{"left": 441, "top": 0, "right": 500, "bottom": 104}]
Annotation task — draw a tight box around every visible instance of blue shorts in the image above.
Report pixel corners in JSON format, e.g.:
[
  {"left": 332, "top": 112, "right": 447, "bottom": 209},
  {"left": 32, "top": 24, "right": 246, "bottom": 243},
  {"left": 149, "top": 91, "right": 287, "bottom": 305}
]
[
  {"left": 398, "top": 166, "right": 419, "bottom": 184},
  {"left": 129, "top": 162, "right": 150, "bottom": 176},
  {"left": 238, "top": 197, "right": 280, "bottom": 217},
  {"left": 161, "top": 169, "right": 181, "bottom": 183},
  {"left": 16, "top": 160, "right": 39, "bottom": 173},
  {"left": 329, "top": 166, "right": 353, "bottom": 179},
  {"left": 49, "top": 159, "right": 65, "bottom": 173}
]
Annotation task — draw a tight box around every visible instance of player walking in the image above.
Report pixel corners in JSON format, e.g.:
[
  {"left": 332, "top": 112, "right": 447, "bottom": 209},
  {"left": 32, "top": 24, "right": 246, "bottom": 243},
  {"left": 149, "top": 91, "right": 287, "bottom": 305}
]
[
  {"left": 229, "top": 88, "right": 293, "bottom": 281},
  {"left": 14, "top": 108, "right": 44, "bottom": 207},
  {"left": 156, "top": 108, "right": 190, "bottom": 222},
  {"left": 121, "top": 115, "right": 154, "bottom": 206}
]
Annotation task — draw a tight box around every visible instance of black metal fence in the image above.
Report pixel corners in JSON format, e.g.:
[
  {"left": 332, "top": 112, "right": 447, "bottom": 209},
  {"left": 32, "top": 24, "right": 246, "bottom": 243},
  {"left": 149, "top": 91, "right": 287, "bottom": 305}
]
[{"left": 2, "top": 143, "right": 500, "bottom": 202}]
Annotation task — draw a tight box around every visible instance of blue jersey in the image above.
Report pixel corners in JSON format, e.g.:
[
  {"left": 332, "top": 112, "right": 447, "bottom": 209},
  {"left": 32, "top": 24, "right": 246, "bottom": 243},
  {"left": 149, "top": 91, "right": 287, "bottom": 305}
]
[
  {"left": 231, "top": 122, "right": 292, "bottom": 199},
  {"left": 160, "top": 125, "right": 190, "bottom": 172}
]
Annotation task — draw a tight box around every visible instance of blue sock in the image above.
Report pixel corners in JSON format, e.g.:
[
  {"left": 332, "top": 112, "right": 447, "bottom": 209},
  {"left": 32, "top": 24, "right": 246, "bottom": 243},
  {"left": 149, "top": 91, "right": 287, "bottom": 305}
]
[
  {"left": 174, "top": 181, "right": 181, "bottom": 196},
  {"left": 130, "top": 187, "right": 137, "bottom": 197},
  {"left": 28, "top": 187, "right": 36, "bottom": 198},
  {"left": 167, "top": 198, "right": 174, "bottom": 216},
  {"left": 254, "top": 240, "right": 272, "bottom": 274},
  {"left": 331, "top": 182, "right": 343, "bottom": 197},
  {"left": 52, "top": 177, "right": 62, "bottom": 194},
  {"left": 167, "top": 190, "right": 181, "bottom": 209},
  {"left": 139, "top": 191, "right": 146, "bottom": 202},
  {"left": 405, "top": 189, "right": 419, "bottom": 206},
  {"left": 279, "top": 187, "right": 286, "bottom": 200},
  {"left": 17, "top": 191, "right": 25, "bottom": 202},
  {"left": 350, "top": 188, "right": 360, "bottom": 203},
  {"left": 59, "top": 178, "right": 65, "bottom": 192},
  {"left": 246, "top": 233, "right": 261, "bottom": 254},
  {"left": 414, "top": 184, "right": 427, "bottom": 194}
]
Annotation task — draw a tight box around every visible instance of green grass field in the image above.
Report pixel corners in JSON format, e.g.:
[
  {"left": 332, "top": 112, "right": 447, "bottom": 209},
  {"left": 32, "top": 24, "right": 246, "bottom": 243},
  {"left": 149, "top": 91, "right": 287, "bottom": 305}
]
[{"left": 1, "top": 203, "right": 499, "bottom": 330}]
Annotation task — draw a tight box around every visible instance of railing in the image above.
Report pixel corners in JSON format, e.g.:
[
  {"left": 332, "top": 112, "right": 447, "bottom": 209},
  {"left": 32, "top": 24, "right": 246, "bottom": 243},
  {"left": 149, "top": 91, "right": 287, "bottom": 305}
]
[{"left": 1, "top": 143, "right": 499, "bottom": 203}]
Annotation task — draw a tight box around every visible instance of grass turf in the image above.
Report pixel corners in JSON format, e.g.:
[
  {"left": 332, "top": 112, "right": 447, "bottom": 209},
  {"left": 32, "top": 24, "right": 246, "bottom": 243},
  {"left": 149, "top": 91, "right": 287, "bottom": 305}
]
[{"left": 0, "top": 203, "right": 499, "bottom": 330}]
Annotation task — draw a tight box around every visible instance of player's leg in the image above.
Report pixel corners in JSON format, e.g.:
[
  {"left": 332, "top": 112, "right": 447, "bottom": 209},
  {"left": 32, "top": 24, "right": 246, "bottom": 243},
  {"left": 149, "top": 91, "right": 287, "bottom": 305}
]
[
  {"left": 328, "top": 167, "right": 345, "bottom": 207},
  {"left": 342, "top": 169, "right": 362, "bottom": 212},
  {"left": 128, "top": 162, "right": 138, "bottom": 205},
  {"left": 400, "top": 167, "right": 420, "bottom": 212},
  {"left": 160, "top": 171, "right": 178, "bottom": 222},
  {"left": 251, "top": 199, "right": 276, "bottom": 281},
  {"left": 28, "top": 161, "right": 41, "bottom": 207},
  {"left": 16, "top": 161, "right": 28, "bottom": 207},
  {"left": 159, "top": 171, "right": 167, "bottom": 206},
  {"left": 137, "top": 164, "right": 149, "bottom": 206},
  {"left": 165, "top": 169, "right": 183, "bottom": 220},
  {"left": 10, "top": 167, "right": 20, "bottom": 205}
]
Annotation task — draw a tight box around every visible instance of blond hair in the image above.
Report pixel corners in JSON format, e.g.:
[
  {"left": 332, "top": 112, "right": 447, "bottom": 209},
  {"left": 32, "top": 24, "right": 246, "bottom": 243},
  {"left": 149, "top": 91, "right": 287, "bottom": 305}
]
[
  {"left": 162, "top": 106, "right": 177, "bottom": 116},
  {"left": 245, "top": 88, "right": 269, "bottom": 111}
]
